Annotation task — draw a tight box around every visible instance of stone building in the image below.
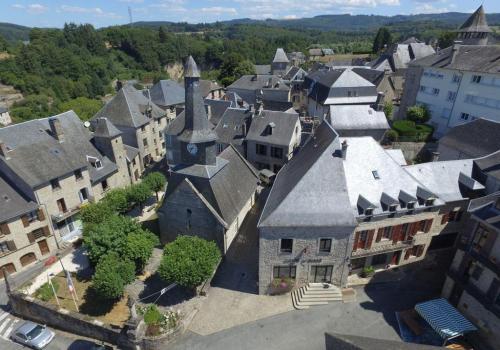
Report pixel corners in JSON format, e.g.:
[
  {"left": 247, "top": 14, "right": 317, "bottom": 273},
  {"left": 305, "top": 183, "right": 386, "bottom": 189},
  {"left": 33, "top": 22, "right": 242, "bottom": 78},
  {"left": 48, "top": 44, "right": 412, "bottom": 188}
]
[
  {"left": 245, "top": 109, "right": 301, "bottom": 173},
  {"left": 271, "top": 48, "right": 290, "bottom": 76},
  {"left": 0, "top": 106, "right": 11, "bottom": 126},
  {"left": 441, "top": 192, "right": 500, "bottom": 349},
  {"left": 158, "top": 57, "right": 259, "bottom": 253},
  {"left": 0, "top": 111, "right": 130, "bottom": 242},
  {"left": 227, "top": 74, "right": 291, "bottom": 107},
  {"left": 0, "top": 176, "right": 57, "bottom": 277},
  {"left": 93, "top": 84, "right": 168, "bottom": 169}
]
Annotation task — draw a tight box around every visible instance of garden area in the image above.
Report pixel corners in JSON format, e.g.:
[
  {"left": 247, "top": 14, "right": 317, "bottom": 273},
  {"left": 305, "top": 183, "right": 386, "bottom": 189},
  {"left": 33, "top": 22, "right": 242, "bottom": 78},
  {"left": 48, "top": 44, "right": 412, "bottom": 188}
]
[
  {"left": 386, "top": 105, "right": 434, "bottom": 143},
  {"left": 31, "top": 171, "right": 221, "bottom": 338}
]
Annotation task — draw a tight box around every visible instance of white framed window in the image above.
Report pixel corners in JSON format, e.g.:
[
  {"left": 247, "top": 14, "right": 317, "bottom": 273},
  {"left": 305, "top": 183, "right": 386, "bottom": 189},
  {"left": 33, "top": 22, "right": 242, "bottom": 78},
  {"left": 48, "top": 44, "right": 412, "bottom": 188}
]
[
  {"left": 447, "top": 91, "right": 456, "bottom": 101},
  {"left": 87, "top": 156, "right": 103, "bottom": 169},
  {"left": 431, "top": 88, "right": 440, "bottom": 96},
  {"left": 452, "top": 74, "right": 461, "bottom": 83},
  {"left": 460, "top": 113, "right": 470, "bottom": 121},
  {"left": 472, "top": 75, "right": 482, "bottom": 84}
]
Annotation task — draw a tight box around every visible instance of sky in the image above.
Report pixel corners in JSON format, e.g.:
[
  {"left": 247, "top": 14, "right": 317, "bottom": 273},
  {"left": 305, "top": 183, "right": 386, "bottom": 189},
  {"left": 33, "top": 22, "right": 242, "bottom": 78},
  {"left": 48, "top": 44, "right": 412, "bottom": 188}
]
[{"left": 0, "top": 0, "right": 498, "bottom": 28}]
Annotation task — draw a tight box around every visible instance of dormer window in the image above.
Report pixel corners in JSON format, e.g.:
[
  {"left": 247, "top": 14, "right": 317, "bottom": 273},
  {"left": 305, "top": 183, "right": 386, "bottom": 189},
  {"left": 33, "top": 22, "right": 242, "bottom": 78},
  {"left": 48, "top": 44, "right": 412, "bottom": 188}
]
[
  {"left": 389, "top": 204, "right": 397, "bottom": 212},
  {"left": 407, "top": 202, "right": 415, "bottom": 210},
  {"left": 87, "top": 156, "right": 103, "bottom": 169},
  {"left": 425, "top": 198, "right": 435, "bottom": 206},
  {"left": 365, "top": 208, "right": 373, "bottom": 216},
  {"left": 372, "top": 170, "right": 380, "bottom": 180}
]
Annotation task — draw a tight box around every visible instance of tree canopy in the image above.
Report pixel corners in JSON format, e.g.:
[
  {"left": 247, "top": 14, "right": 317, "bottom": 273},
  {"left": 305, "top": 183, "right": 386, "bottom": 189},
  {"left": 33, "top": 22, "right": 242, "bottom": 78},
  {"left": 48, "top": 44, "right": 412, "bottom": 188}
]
[{"left": 372, "top": 27, "right": 393, "bottom": 53}]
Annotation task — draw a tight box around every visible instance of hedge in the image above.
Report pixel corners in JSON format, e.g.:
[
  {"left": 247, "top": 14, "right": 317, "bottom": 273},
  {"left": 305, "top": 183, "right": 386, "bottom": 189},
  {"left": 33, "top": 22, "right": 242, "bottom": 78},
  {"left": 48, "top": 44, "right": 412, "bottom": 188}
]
[{"left": 392, "top": 120, "right": 433, "bottom": 142}]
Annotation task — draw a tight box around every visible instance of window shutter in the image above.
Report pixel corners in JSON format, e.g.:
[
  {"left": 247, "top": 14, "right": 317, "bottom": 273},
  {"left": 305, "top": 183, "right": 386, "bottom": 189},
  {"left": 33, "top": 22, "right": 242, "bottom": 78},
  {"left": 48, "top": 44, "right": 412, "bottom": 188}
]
[
  {"left": 416, "top": 245, "right": 424, "bottom": 257},
  {"left": 404, "top": 249, "right": 411, "bottom": 260},
  {"left": 392, "top": 225, "right": 403, "bottom": 244},
  {"left": 366, "top": 230, "right": 375, "bottom": 249},
  {"left": 21, "top": 215, "right": 29, "bottom": 228},
  {"left": 6, "top": 240, "right": 16, "bottom": 251},
  {"left": 42, "top": 226, "right": 51, "bottom": 237},
  {"left": 0, "top": 223, "right": 10, "bottom": 235},
  {"left": 376, "top": 228, "right": 383, "bottom": 242},
  {"left": 27, "top": 232, "right": 35, "bottom": 243},
  {"left": 37, "top": 208, "right": 45, "bottom": 221},
  {"left": 353, "top": 232, "right": 360, "bottom": 252},
  {"left": 441, "top": 213, "right": 449, "bottom": 225},
  {"left": 424, "top": 219, "right": 433, "bottom": 233},
  {"left": 409, "top": 222, "right": 418, "bottom": 236}
]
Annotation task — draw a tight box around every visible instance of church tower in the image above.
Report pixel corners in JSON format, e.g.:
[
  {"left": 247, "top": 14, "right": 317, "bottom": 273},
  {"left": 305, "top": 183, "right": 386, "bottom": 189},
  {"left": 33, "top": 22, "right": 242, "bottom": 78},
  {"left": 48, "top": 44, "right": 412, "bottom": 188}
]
[
  {"left": 456, "top": 5, "right": 492, "bottom": 46},
  {"left": 177, "top": 56, "right": 218, "bottom": 166}
]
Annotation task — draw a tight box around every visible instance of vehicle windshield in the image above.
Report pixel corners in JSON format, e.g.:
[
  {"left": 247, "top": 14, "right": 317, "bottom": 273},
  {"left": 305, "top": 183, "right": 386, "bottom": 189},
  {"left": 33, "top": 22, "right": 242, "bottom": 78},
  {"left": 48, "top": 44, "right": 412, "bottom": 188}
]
[{"left": 26, "top": 325, "right": 44, "bottom": 339}]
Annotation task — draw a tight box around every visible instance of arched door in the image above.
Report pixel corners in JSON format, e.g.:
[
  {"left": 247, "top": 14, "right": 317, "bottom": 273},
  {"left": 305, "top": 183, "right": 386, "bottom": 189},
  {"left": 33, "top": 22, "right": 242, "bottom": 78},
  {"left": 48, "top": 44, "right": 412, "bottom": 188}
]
[
  {"left": 0, "top": 263, "right": 16, "bottom": 279},
  {"left": 20, "top": 253, "right": 36, "bottom": 267}
]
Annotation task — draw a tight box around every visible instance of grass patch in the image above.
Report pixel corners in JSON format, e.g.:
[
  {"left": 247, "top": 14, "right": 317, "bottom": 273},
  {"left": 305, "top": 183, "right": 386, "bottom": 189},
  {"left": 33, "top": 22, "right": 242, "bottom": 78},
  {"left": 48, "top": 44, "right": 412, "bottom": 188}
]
[
  {"left": 392, "top": 120, "right": 433, "bottom": 142},
  {"left": 35, "top": 280, "right": 59, "bottom": 302}
]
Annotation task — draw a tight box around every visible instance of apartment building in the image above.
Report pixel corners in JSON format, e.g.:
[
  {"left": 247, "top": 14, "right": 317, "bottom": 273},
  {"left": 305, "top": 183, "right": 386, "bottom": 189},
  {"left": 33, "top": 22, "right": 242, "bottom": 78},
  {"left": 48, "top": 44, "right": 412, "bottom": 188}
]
[
  {"left": 258, "top": 122, "right": 485, "bottom": 294},
  {"left": 0, "top": 176, "right": 57, "bottom": 277},
  {"left": 441, "top": 192, "right": 500, "bottom": 349},
  {"left": 0, "top": 111, "right": 130, "bottom": 242},
  {"left": 93, "top": 84, "right": 168, "bottom": 169},
  {"left": 398, "top": 7, "right": 499, "bottom": 137},
  {"left": 246, "top": 109, "right": 301, "bottom": 173}
]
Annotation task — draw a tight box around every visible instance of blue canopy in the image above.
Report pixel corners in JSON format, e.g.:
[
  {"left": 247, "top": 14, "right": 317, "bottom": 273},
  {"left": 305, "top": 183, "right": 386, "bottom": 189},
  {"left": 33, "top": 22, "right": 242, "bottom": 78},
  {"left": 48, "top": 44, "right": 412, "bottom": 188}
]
[{"left": 415, "top": 298, "right": 477, "bottom": 340}]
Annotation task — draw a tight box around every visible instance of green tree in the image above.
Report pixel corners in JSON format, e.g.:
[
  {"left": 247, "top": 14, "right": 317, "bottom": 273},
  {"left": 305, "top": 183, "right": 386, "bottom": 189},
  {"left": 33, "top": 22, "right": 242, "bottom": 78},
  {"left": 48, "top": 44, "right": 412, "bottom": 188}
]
[
  {"left": 383, "top": 101, "right": 394, "bottom": 121},
  {"left": 372, "top": 27, "right": 393, "bottom": 53},
  {"left": 218, "top": 53, "right": 255, "bottom": 87},
  {"left": 92, "top": 252, "right": 135, "bottom": 300},
  {"left": 144, "top": 172, "right": 166, "bottom": 201},
  {"left": 127, "top": 182, "right": 152, "bottom": 210},
  {"left": 80, "top": 202, "right": 114, "bottom": 226},
  {"left": 57, "top": 97, "right": 103, "bottom": 121},
  {"left": 125, "top": 230, "right": 159, "bottom": 272},
  {"left": 158, "top": 236, "right": 220, "bottom": 289},
  {"left": 406, "top": 105, "right": 430, "bottom": 124},
  {"left": 0, "top": 34, "right": 8, "bottom": 51},
  {"left": 438, "top": 31, "right": 456, "bottom": 49},
  {"left": 103, "top": 188, "right": 129, "bottom": 214}
]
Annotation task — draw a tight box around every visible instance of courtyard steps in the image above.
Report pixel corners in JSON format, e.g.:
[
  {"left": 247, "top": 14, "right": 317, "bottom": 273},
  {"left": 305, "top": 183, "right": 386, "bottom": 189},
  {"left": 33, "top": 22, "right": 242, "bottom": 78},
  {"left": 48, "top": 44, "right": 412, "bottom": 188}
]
[{"left": 291, "top": 283, "right": 343, "bottom": 310}]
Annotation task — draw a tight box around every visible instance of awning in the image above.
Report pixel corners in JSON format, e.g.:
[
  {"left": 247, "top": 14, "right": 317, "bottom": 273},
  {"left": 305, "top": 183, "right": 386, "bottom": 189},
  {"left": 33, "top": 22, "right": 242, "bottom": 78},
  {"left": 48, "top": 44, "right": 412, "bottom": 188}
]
[{"left": 415, "top": 298, "right": 477, "bottom": 341}]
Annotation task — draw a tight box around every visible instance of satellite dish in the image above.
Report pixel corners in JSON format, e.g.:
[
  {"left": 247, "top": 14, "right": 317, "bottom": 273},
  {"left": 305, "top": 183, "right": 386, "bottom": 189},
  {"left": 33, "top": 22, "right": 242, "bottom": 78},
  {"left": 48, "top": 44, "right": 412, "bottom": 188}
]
[{"left": 83, "top": 121, "right": 91, "bottom": 128}]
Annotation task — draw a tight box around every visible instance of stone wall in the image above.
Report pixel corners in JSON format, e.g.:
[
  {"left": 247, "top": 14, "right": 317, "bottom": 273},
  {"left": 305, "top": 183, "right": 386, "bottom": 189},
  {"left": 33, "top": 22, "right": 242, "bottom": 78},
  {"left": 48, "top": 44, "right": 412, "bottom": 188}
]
[{"left": 391, "top": 141, "right": 437, "bottom": 163}]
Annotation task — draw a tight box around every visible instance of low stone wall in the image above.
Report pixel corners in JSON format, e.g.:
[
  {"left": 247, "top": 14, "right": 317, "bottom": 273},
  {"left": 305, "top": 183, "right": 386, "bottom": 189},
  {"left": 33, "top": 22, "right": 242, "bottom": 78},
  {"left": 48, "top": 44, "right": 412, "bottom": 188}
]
[
  {"left": 391, "top": 141, "right": 437, "bottom": 163},
  {"left": 9, "top": 291, "right": 133, "bottom": 348}
]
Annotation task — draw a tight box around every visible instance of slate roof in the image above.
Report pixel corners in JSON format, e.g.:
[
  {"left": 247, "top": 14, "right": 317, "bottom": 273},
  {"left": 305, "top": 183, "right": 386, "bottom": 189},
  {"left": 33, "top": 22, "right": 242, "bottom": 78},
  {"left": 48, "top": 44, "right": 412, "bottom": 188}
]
[
  {"left": 165, "top": 145, "right": 258, "bottom": 226},
  {"left": 282, "top": 66, "right": 306, "bottom": 81},
  {"left": 439, "top": 118, "right": 500, "bottom": 158},
  {"left": 342, "top": 137, "right": 441, "bottom": 216},
  {"left": 246, "top": 110, "right": 299, "bottom": 147},
  {"left": 254, "top": 65, "right": 271, "bottom": 75},
  {"left": 404, "top": 159, "right": 478, "bottom": 202},
  {"left": 474, "top": 150, "right": 500, "bottom": 181},
  {"left": 351, "top": 68, "right": 385, "bottom": 86},
  {"left": 273, "top": 48, "right": 289, "bottom": 63},
  {"left": 371, "top": 42, "right": 435, "bottom": 72},
  {"left": 199, "top": 80, "right": 222, "bottom": 98},
  {"left": 93, "top": 85, "right": 165, "bottom": 128},
  {"left": 148, "top": 79, "right": 185, "bottom": 107},
  {"left": 0, "top": 111, "right": 117, "bottom": 188},
  {"left": 124, "top": 144, "right": 139, "bottom": 162},
  {"left": 325, "top": 333, "right": 441, "bottom": 350},
  {"left": 228, "top": 75, "right": 286, "bottom": 91},
  {"left": 328, "top": 105, "right": 389, "bottom": 131},
  {"left": 385, "top": 149, "right": 407, "bottom": 166},
  {"left": 259, "top": 122, "right": 356, "bottom": 228},
  {"left": 93, "top": 117, "right": 122, "bottom": 138},
  {"left": 458, "top": 5, "right": 492, "bottom": 33},
  {"left": 214, "top": 108, "right": 252, "bottom": 147},
  {"left": 0, "top": 175, "right": 39, "bottom": 222},
  {"left": 410, "top": 45, "right": 500, "bottom": 74},
  {"left": 205, "top": 99, "right": 232, "bottom": 125}
]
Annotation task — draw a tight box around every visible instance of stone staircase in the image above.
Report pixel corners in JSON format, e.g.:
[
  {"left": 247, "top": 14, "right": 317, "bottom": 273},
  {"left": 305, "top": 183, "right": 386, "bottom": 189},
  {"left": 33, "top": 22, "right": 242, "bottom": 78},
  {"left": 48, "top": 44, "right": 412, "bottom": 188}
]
[{"left": 291, "top": 283, "right": 343, "bottom": 310}]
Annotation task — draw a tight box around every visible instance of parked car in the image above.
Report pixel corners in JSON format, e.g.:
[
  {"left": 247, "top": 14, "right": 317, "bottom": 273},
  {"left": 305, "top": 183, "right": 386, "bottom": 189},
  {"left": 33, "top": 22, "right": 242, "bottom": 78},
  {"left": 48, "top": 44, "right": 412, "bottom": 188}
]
[{"left": 11, "top": 321, "right": 55, "bottom": 349}]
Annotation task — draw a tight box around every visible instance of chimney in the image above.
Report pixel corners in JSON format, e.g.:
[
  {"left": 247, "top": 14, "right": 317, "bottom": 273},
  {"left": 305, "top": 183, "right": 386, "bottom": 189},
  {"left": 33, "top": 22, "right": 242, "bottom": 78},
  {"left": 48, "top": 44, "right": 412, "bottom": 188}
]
[
  {"left": 375, "top": 92, "right": 385, "bottom": 111},
  {"left": 206, "top": 104, "right": 212, "bottom": 118},
  {"left": 49, "top": 118, "right": 64, "bottom": 142},
  {"left": 341, "top": 140, "right": 348, "bottom": 160},
  {"left": 449, "top": 42, "right": 461, "bottom": 65},
  {"left": 242, "top": 122, "right": 247, "bottom": 137},
  {"left": 431, "top": 151, "right": 440, "bottom": 162},
  {"left": 0, "top": 140, "right": 9, "bottom": 159}
]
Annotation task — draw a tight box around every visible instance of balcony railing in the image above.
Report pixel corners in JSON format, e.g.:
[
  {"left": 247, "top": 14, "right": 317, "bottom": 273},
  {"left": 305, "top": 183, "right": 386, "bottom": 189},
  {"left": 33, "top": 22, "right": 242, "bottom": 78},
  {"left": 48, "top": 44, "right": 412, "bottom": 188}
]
[
  {"left": 51, "top": 205, "right": 82, "bottom": 223},
  {"left": 352, "top": 239, "right": 414, "bottom": 257}
]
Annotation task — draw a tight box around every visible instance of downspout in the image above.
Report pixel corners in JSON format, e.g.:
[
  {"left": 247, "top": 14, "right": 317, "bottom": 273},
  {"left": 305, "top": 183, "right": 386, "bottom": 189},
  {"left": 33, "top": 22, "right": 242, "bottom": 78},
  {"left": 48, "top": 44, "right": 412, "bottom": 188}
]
[{"left": 447, "top": 69, "right": 464, "bottom": 129}]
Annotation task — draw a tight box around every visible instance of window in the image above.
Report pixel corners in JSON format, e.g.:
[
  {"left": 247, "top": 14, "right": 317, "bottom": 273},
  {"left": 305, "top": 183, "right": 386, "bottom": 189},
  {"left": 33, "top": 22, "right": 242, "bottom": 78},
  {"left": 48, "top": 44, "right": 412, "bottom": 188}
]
[
  {"left": 280, "top": 239, "right": 293, "bottom": 253},
  {"left": 419, "top": 85, "right": 426, "bottom": 93},
  {"left": 431, "top": 88, "right": 440, "bottom": 96},
  {"left": 101, "top": 180, "right": 109, "bottom": 191},
  {"left": 382, "top": 226, "right": 393, "bottom": 240},
  {"left": 87, "top": 156, "right": 102, "bottom": 169},
  {"left": 319, "top": 238, "right": 332, "bottom": 253},
  {"left": 26, "top": 211, "right": 39, "bottom": 223},
  {"left": 56, "top": 198, "right": 67, "bottom": 213},
  {"left": 402, "top": 223, "right": 410, "bottom": 237},
  {"left": 0, "top": 241, "right": 10, "bottom": 254},
  {"left": 347, "top": 90, "right": 358, "bottom": 97},
  {"left": 452, "top": 74, "right": 461, "bottom": 83},
  {"left": 389, "top": 204, "right": 397, "bottom": 212},
  {"left": 273, "top": 164, "right": 282, "bottom": 173},
  {"left": 407, "top": 202, "right": 415, "bottom": 210},
  {"left": 364, "top": 208, "right": 373, "bottom": 216},
  {"left": 74, "top": 169, "right": 83, "bottom": 180},
  {"left": 79, "top": 188, "right": 88, "bottom": 202},
  {"left": 372, "top": 170, "right": 380, "bottom": 180},
  {"left": 141, "top": 125, "right": 146, "bottom": 132},
  {"left": 425, "top": 199, "right": 435, "bottom": 206},
  {"left": 460, "top": 113, "right": 470, "bottom": 121},
  {"left": 143, "top": 138, "right": 148, "bottom": 147},
  {"left": 50, "top": 179, "right": 60, "bottom": 190},
  {"left": 270, "top": 147, "right": 283, "bottom": 159},
  {"left": 31, "top": 228, "right": 45, "bottom": 240},
  {"left": 256, "top": 144, "right": 267, "bottom": 156},
  {"left": 186, "top": 209, "right": 192, "bottom": 229},
  {"left": 273, "top": 265, "right": 296, "bottom": 279},
  {"left": 472, "top": 75, "right": 482, "bottom": 84},
  {"left": 447, "top": 91, "right": 457, "bottom": 102}
]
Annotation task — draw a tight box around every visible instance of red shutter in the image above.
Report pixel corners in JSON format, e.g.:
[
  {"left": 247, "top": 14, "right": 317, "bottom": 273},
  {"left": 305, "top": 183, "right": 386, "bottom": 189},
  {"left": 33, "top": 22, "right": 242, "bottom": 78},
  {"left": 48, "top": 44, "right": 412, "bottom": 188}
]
[
  {"left": 27, "top": 232, "right": 35, "bottom": 243},
  {"left": 416, "top": 245, "right": 425, "bottom": 257},
  {"left": 424, "top": 219, "right": 433, "bottom": 233},
  {"left": 37, "top": 208, "right": 45, "bottom": 221},
  {"left": 0, "top": 223, "right": 10, "bottom": 235},
  {"left": 366, "top": 230, "right": 375, "bottom": 249},
  {"left": 392, "top": 226, "right": 402, "bottom": 244},
  {"left": 42, "top": 226, "right": 51, "bottom": 237},
  {"left": 404, "top": 249, "right": 411, "bottom": 260},
  {"left": 353, "top": 231, "right": 360, "bottom": 252},
  {"left": 441, "top": 213, "right": 449, "bottom": 225},
  {"left": 409, "top": 222, "right": 418, "bottom": 236},
  {"left": 376, "top": 228, "right": 383, "bottom": 242},
  {"left": 21, "top": 215, "right": 29, "bottom": 228}
]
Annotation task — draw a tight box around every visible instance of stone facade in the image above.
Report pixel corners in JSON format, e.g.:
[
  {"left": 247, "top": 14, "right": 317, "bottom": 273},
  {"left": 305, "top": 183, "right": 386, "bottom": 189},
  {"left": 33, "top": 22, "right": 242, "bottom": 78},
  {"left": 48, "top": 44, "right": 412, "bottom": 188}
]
[
  {"left": 258, "top": 226, "right": 353, "bottom": 295},
  {"left": 0, "top": 206, "right": 57, "bottom": 276}
]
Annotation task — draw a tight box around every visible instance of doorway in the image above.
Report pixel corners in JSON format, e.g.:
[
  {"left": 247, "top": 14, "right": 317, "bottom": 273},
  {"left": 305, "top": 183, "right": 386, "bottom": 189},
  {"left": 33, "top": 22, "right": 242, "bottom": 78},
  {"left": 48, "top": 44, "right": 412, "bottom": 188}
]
[
  {"left": 38, "top": 240, "right": 50, "bottom": 255},
  {"left": 391, "top": 251, "right": 401, "bottom": 265},
  {"left": 311, "top": 265, "right": 333, "bottom": 283}
]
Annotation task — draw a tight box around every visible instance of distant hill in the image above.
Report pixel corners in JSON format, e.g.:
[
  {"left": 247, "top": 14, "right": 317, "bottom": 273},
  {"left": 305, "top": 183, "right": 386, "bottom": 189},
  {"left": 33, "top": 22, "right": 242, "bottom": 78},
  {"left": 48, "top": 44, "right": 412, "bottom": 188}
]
[
  {"left": 131, "top": 12, "right": 500, "bottom": 32},
  {"left": 0, "top": 22, "right": 30, "bottom": 41}
]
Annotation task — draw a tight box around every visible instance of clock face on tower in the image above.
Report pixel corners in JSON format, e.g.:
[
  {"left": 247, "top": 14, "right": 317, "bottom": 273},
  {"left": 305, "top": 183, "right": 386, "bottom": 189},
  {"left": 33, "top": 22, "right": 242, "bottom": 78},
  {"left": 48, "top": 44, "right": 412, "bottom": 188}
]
[{"left": 187, "top": 143, "right": 198, "bottom": 155}]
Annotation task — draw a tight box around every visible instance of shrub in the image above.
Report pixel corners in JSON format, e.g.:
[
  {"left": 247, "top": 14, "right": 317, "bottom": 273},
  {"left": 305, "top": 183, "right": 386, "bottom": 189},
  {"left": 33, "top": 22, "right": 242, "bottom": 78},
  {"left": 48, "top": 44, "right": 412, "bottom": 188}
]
[
  {"left": 36, "top": 280, "right": 59, "bottom": 302},
  {"left": 406, "top": 105, "right": 430, "bottom": 124},
  {"left": 385, "top": 129, "right": 398, "bottom": 143},
  {"left": 92, "top": 252, "right": 135, "bottom": 300},
  {"left": 143, "top": 305, "right": 162, "bottom": 326},
  {"left": 360, "top": 266, "right": 375, "bottom": 278},
  {"left": 158, "top": 236, "right": 220, "bottom": 289},
  {"left": 383, "top": 101, "right": 393, "bottom": 120},
  {"left": 269, "top": 277, "right": 295, "bottom": 295}
]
